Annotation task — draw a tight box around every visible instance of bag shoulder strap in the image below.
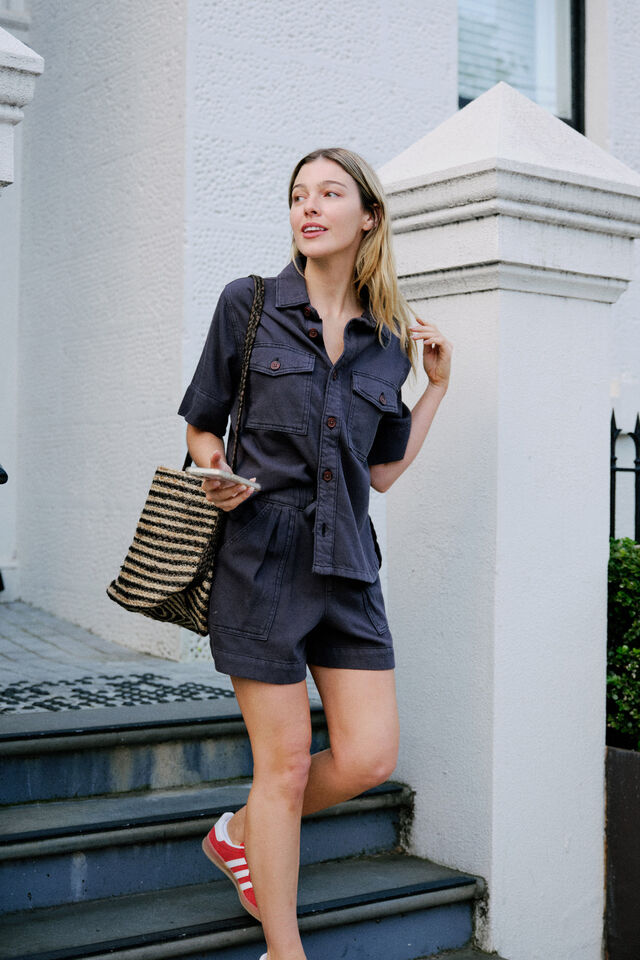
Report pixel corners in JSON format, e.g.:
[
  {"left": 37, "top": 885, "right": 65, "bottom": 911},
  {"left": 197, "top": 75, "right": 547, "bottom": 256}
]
[
  {"left": 227, "top": 274, "right": 264, "bottom": 471},
  {"left": 182, "top": 274, "right": 264, "bottom": 471}
]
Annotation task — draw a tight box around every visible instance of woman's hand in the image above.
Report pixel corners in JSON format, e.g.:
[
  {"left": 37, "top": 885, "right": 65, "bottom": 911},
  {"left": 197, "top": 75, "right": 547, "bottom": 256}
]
[
  {"left": 202, "top": 450, "right": 257, "bottom": 511},
  {"left": 409, "top": 317, "right": 453, "bottom": 390}
]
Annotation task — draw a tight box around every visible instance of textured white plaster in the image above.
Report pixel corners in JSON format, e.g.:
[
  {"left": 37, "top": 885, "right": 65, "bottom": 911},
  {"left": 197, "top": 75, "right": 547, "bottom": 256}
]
[
  {"left": 585, "top": 0, "right": 640, "bottom": 504},
  {"left": 14, "top": 1, "right": 188, "bottom": 657}
]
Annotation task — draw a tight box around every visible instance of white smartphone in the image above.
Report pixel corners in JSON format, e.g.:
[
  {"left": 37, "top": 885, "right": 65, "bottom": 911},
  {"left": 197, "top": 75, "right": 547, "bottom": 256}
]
[{"left": 185, "top": 466, "right": 261, "bottom": 491}]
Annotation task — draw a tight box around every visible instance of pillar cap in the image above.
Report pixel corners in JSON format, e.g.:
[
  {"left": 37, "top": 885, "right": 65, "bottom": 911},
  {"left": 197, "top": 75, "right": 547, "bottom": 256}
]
[{"left": 379, "top": 81, "right": 640, "bottom": 197}]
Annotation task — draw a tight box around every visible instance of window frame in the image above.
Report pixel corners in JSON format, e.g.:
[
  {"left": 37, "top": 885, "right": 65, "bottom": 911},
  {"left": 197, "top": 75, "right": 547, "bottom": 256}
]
[{"left": 458, "top": 0, "right": 585, "bottom": 133}]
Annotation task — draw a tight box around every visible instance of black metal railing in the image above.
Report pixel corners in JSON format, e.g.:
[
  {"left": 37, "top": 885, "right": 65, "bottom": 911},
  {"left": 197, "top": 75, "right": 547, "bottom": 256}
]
[
  {"left": 0, "top": 462, "right": 6, "bottom": 591},
  {"left": 610, "top": 411, "right": 640, "bottom": 540}
]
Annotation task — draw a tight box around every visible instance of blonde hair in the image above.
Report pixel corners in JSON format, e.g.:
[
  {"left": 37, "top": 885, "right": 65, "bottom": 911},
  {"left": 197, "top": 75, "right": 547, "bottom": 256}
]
[{"left": 287, "top": 147, "right": 419, "bottom": 375}]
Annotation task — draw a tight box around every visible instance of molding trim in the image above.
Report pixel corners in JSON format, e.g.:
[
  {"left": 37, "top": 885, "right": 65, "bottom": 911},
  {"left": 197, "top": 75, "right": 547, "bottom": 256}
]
[
  {"left": 399, "top": 260, "right": 628, "bottom": 303},
  {"left": 387, "top": 163, "right": 640, "bottom": 240}
]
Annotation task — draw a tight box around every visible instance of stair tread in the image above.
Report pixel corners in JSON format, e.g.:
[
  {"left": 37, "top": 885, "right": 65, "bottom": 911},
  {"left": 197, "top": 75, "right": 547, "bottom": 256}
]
[
  {"left": 420, "top": 951, "right": 510, "bottom": 960},
  {"left": 0, "top": 697, "right": 324, "bottom": 744},
  {"left": 0, "top": 780, "right": 408, "bottom": 845},
  {"left": 0, "top": 851, "right": 480, "bottom": 960}
]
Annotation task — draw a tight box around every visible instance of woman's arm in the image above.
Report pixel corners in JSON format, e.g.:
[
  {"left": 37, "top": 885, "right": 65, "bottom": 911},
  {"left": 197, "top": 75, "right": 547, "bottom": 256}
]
[
  {"left": 370, "top": 316, "right": 453, "bottom": 493},
  {"left": 186, "top": 423, "right": 226, "bottom": 468}
]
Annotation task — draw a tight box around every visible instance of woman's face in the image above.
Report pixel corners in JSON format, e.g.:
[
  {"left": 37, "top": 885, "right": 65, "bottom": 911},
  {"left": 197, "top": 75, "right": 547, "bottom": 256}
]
[{"left": 290, "top": 157, "right": 375, "bottom": 263}]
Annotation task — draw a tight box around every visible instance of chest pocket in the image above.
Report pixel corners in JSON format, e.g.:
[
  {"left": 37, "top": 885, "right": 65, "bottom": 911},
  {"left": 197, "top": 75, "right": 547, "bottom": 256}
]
[
  {"left": 244, "top": 344, "right": 316, "bottom": 435},
  {"left": 347, "top": 370, "right": 399, "bottom": 461}
]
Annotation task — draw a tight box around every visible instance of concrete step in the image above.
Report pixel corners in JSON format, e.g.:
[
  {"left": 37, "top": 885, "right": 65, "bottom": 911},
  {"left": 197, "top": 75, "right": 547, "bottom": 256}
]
[
  {"left": 0, "top": 699, "right": 329, "bottom": 804},
  {"left": 0, "top": 851, "right": 484, "bottom": 960},
  {"left": 0, "top": 780, "right": 414, "bottom": 913},
  {"left": 418, "top": 951, "right": 510, "bottom": 960}
]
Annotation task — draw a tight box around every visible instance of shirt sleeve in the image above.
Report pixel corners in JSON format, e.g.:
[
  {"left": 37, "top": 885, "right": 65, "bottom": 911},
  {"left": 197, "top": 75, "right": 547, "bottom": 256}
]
[
  {"left": 366, "top": 391, "right": 412, "bottom": 466},
  {"left": 177, "top": 285, "right": 242, "bottom": 438}
]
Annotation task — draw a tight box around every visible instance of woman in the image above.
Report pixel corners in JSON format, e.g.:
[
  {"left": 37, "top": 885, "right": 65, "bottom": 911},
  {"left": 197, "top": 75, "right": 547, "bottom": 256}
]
[{"left": 178, "top": 147, "right": 452, "bottom": 960}]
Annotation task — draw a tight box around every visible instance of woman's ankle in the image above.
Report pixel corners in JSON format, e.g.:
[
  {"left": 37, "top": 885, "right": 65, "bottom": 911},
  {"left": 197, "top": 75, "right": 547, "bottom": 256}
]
[{"left": 227, "top": 807, "right": 246, "bottom": 846}]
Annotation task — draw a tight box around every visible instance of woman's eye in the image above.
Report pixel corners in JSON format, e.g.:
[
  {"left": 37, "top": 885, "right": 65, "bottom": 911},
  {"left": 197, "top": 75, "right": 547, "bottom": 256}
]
[{"left": 292, "top": 191, "right": 339, "bottom": 202}]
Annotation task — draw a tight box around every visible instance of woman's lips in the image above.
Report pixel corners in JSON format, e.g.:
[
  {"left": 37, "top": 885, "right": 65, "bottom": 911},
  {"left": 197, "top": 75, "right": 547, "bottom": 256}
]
[{"left": 301, "top": 227, "right": 327, "bottom": 238}]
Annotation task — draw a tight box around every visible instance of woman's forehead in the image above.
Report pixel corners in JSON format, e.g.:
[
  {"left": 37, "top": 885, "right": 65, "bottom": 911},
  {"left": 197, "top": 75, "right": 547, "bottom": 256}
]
[{"left": 295, "top": 157, "right": 354, "bottom": 189}]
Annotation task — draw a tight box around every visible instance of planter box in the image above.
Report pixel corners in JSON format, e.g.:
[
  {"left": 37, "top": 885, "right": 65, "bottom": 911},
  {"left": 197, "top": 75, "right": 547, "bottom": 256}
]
[{"left": 606, "top": 744, "right": 640, "bottom": 960}]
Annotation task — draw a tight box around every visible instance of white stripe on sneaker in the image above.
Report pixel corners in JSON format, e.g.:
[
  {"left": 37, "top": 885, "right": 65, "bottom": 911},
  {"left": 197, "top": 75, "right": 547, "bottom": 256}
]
[
  {"left": 227, "top": 856, "right": 247, "bottom": 868},
  {"left": 234, "top": 868, "right": 250, "bottom": 879},
  {"left": 239, "top": 880, "right": 253, "bottom": 890}
]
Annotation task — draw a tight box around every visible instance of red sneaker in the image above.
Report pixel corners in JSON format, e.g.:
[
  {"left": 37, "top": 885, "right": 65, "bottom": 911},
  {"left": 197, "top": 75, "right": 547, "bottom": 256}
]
[{"left": 202, "top": 811, "right": 261, "bottom": 921}]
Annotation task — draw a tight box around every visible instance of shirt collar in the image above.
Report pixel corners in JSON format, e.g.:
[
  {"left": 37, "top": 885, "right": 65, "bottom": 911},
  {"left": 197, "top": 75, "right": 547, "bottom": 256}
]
[{"left": 275, "top": 254, "right": 378, "bottom": 330}]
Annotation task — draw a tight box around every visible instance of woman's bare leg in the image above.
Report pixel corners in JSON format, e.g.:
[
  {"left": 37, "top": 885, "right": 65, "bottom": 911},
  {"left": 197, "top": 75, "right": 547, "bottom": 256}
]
[
  {"left": 231, "top": 674, "right": 312, "bottom": 960},
  {"left": 227, "top": 667, "right": 399, "bottom": 846}
]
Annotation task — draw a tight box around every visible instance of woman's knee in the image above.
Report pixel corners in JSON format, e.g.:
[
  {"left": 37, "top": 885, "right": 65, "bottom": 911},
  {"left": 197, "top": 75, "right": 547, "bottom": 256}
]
[
  {"left": 334, "top": 742, "right": 398, "bottom": 788},
  {"left": 254, "top": 743, "right": 312, "bottom": 795}
]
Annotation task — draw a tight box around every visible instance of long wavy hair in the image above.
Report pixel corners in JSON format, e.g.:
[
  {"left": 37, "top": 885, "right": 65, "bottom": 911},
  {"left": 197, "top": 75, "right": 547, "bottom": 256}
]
[{"left": 287, "top": 147, "right": 419, "bottom": 374}]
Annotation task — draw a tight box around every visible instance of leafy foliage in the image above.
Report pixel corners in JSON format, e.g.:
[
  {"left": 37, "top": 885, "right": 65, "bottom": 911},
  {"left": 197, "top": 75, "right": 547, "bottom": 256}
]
[{"left": 607, "top": 537, "right": 640, "bottom": 750}]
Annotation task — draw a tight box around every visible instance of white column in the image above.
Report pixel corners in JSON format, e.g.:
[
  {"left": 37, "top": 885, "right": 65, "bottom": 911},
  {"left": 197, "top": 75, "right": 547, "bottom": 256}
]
[
  {"left": 380, "top": 81, "right": 640, "bottom": 960},
  {"left": 0, "top": 23, "right": 42, "bottom": 600}
]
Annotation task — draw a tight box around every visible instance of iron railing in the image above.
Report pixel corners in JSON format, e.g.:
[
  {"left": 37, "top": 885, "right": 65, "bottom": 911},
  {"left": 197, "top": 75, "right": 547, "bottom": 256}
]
[{"left": 610, "top": 411, "right": 640, "bottom": 541}]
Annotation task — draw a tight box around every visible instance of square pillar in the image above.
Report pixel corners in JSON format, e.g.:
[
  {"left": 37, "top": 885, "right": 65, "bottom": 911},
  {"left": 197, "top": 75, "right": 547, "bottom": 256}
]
[{"left": 379, "top": 82, "right": 640, "bottom": 960}]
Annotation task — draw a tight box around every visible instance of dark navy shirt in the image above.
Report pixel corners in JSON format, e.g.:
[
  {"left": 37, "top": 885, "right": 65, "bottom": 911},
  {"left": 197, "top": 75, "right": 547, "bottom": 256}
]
[{"left": 178, "top": 255, "right": 412, "bottom": 583}]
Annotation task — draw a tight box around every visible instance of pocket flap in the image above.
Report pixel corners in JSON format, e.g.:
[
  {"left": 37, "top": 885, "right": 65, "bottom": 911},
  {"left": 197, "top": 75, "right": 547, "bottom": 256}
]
[
  {"left": 249, "top": 345, "right": 315, "bottom": 376},
  {"left": 351, "top": 371, "right": 399, "bottom": 412}
]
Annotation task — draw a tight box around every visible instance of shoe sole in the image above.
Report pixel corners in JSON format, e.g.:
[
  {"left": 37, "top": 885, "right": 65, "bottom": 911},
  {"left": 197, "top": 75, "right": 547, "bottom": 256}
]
[{"left": 202, "top": 833, "right": 262, "bottom": 922}]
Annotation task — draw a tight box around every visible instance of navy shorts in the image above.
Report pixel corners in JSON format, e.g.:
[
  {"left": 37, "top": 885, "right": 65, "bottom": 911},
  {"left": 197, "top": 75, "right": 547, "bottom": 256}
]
[{"left": 208, "top": 488, "right": 395, "bottom": 684}]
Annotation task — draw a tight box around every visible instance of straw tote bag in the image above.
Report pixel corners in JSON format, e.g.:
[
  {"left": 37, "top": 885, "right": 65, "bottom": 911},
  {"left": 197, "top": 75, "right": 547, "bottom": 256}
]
[{"left": 106, "top": 275, "right": 265, "bottom": 635}]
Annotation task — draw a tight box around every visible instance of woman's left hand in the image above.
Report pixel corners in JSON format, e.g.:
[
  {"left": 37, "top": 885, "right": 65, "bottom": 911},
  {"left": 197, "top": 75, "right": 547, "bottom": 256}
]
[{"left": 409, "top": 317, "right": 453, "bottom": 390}]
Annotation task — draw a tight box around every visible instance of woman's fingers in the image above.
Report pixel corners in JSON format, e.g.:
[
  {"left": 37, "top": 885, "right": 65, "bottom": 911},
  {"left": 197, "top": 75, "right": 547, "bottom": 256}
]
[
  {"left": 203, "top": 478, "right": 257, "bottom": 511},
  {"left": 410, "top": 318, "right": 441, "bottom": 339}
]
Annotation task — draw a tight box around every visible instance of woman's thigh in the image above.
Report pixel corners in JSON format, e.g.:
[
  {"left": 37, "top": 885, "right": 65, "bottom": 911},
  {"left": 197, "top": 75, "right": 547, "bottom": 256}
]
[
  {"left": 231, "top": 675, "right": 313, "bottom": 777},
  {"left": 307, "top": 665, "right": 399, "bottom": 777}
]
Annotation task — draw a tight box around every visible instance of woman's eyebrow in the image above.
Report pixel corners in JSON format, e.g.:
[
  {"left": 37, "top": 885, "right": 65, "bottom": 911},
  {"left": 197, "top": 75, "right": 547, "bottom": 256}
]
[{"left": 292, "top": 179, "right": 347, "bottom": 190}]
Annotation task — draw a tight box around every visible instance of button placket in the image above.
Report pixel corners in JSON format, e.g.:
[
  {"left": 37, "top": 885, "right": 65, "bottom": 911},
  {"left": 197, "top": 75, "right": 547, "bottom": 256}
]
[{"left": 313, "top": 371, "right": 343, "bottom": 565}]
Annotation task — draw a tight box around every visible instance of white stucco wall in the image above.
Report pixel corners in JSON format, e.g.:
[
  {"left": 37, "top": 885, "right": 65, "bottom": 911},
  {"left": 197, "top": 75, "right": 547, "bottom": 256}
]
[
  {"left": 586, "top": 0, "right": 640, "bottom": 539},
  {"left": 0, "top": 8, "right": 35, "bottom": 600},
  {"left": 13, "top": 0, "right": 188, "bottom": 657}
]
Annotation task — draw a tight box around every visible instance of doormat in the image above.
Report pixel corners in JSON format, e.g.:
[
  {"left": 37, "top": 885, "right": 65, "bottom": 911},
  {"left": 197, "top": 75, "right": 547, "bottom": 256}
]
[{"left": 0, "top": 673, "right": 236, "bottom": 714}]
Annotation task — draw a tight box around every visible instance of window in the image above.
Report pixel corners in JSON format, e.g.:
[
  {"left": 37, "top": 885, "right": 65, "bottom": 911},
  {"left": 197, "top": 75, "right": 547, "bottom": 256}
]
[{"left": 458, "top": 0, "right": 584, "bottom": 131}]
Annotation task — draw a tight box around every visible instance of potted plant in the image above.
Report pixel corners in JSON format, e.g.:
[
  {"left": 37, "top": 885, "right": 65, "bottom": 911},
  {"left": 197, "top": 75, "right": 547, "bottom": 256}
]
[{"left": 605, "top": 536, "right": 640, "bottom": 960}]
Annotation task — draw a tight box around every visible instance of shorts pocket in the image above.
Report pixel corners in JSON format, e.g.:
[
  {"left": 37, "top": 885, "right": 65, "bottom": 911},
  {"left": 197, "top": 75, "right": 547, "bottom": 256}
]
[
  {"left": 244, "top": 344, "right": 315, "bottom": 435},
  {"left": 347, "top": 370, "right": 399, "bottom": 461},
  {"left": 210, "top": 500, "right": 294, "bottom": 640},
  {"left": 362, "top": 579, "right": 390, "bottom": 635}
]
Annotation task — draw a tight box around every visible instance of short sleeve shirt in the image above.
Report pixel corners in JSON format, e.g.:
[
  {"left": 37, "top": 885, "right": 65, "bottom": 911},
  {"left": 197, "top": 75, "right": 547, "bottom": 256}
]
[{"left": 178, "top": 254, "right": 412, "bottom": 583}]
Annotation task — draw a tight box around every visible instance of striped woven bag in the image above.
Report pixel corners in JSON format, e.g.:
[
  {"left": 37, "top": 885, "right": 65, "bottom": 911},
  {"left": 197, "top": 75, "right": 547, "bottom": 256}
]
[{"left": 106, "top": 275, "right": 265, "bottom": 635}]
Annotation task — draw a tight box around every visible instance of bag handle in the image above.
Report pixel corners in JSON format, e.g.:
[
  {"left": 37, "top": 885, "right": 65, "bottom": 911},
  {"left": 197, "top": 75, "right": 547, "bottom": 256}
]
[{"left": 182, "top": 274, "right": 265, "bottom": 471}]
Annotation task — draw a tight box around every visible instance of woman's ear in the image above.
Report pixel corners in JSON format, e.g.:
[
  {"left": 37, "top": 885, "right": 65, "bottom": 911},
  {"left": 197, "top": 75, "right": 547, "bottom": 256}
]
[{"left": 364, "top": 204, "right": 380, "bottom": 232}]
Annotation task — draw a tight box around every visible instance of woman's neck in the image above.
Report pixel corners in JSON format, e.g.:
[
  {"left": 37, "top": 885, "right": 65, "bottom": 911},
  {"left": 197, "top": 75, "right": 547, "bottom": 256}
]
[{"left": 302, "top": 254, "right": 363, "bottom": 321}]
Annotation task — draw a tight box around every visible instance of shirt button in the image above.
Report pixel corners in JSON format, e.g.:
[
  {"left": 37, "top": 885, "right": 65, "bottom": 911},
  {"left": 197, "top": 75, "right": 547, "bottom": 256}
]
[
  {"left": 322, "top": 469, "right": 333, "bottom": 482},
  {"left": 303, "top": 306, "right": 311, "bottom": 317},
  {"left": 379, "top": 392, "right": 386, "bottom": 404},
  {"left": 308, "top": 327, "right": 319, "bottom": 339},
  {"left": 327, "top": 416, "right": 337, "bottom": 428},
  {"left": 332, "top": 370, "right": 338, "bottom": 380},
  {"left": 270, "top": 359, "right": 281, "bottom": 370}
]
